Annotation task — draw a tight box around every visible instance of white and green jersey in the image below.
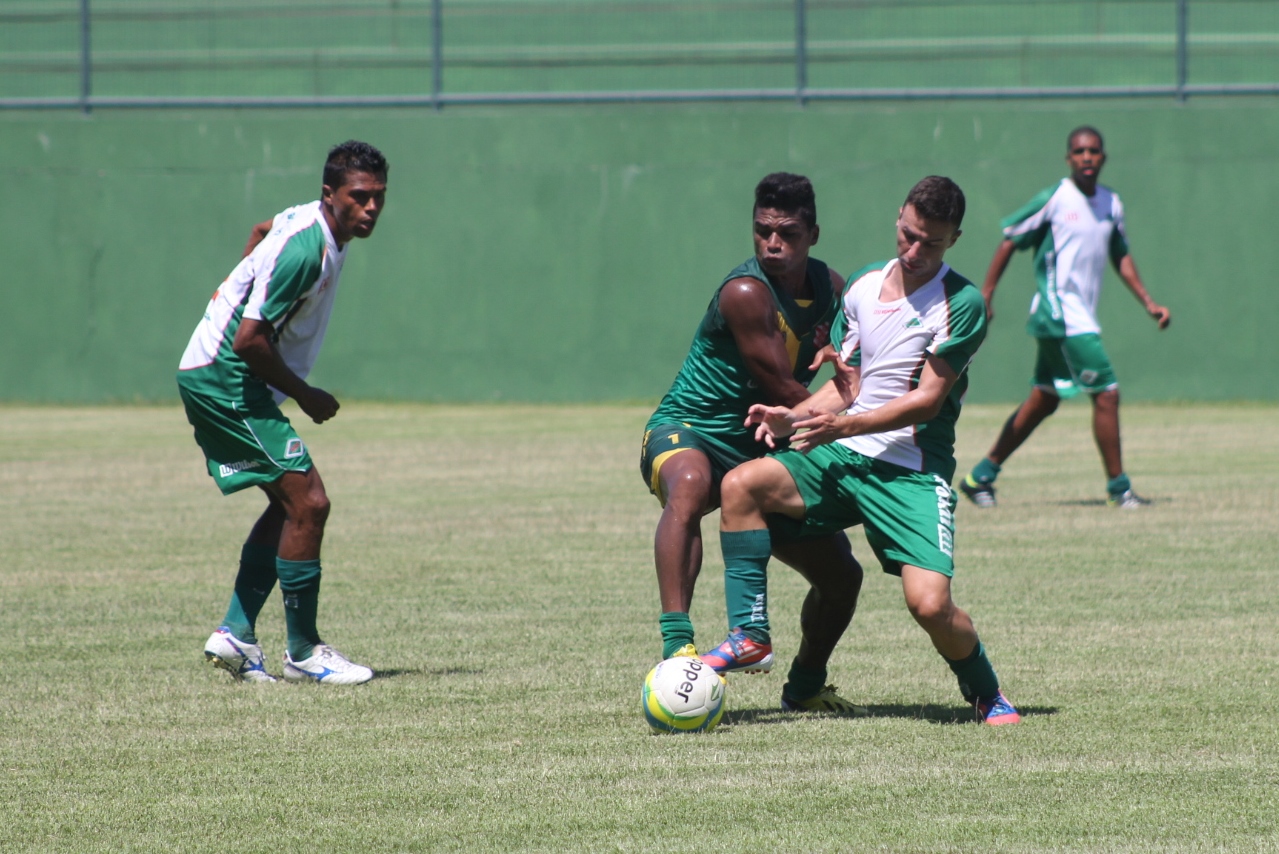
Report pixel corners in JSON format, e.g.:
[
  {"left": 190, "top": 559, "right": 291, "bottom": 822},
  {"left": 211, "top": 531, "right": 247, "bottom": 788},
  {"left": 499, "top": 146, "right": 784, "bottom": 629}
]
[
  {"left": 178, "top": 201, "right": 346, "bottom": 403},
  {"left": 829, "top": 260, "right": 986, "bottom": 480},
  {"left": 1002, "top": 178, "right": 1130, "bottom": 339}
]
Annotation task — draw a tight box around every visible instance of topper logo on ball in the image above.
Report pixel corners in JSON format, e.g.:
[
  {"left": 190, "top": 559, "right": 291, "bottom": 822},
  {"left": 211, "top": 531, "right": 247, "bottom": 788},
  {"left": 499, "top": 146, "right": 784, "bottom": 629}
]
[{"left": 676, "top": 658, "right": 708, "bottom": 703}]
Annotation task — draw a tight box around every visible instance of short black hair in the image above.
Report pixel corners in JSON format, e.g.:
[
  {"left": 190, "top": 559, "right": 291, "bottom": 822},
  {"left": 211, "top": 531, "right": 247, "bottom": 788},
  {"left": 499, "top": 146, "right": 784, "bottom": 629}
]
[
  {"left": 1067, "top": 125, "right": 1105, "bottom": 150},
  {"left": 754, "top": 172, "right": 817, "bottom": 229},
  {"left": 903, "top": 176, "right": 965, "bottom": 228},
  {"left": 323, "top": 140, "right": 388, "bottom": 189}
]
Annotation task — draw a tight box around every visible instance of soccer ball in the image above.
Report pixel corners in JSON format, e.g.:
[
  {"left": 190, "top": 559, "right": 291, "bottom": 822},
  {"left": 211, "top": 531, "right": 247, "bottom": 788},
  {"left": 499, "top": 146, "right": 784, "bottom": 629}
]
[{"left": 642, "top": 655, "right": 725, "bottom": 734}]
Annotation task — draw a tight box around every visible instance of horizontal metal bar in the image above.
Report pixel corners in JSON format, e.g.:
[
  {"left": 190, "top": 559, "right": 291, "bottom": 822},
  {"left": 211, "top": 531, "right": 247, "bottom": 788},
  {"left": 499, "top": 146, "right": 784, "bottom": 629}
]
[{"left": 4, "top": 82, "right": 1279, "bottom": 111}]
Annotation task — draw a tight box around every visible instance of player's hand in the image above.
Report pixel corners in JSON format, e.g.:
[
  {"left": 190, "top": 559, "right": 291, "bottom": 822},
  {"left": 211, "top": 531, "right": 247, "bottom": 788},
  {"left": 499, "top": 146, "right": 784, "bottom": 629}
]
[
  {"left": 809, "top": 346, "right": 858, "bottom": 401},
  {"left": 297, "top": 386, "right": 340, "bottom": 423},
  {"left": 789, "top": 412, "right": 852, "bottom": 453},
  {"left": 746, "top": 404, "right": 798, "bottom": 449},
  {"left": 1148, "top": 303, "right": 1171, "bottom": 330}
]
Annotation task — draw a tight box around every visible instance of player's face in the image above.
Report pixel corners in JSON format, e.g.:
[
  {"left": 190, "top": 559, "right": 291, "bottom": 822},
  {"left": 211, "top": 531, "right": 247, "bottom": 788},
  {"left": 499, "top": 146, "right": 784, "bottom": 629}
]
[
  {"left": 1067, "top": 133, "right": 1106, "bottom": 184},
  {"left": 753, "top": 207, "right": 818, "bottom": 281},
  {"left": 895, "top": 203, "right": 959, "bottom": 283},
  {"left": 323, "top": 169, "right": 388, "bottom": 244}
]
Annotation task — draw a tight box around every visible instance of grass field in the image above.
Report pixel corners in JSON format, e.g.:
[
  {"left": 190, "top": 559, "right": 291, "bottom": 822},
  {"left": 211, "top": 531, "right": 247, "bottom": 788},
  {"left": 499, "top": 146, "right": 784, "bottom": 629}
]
[{"left": 1, "top": 401, "right": 1276, "bottom": 852}]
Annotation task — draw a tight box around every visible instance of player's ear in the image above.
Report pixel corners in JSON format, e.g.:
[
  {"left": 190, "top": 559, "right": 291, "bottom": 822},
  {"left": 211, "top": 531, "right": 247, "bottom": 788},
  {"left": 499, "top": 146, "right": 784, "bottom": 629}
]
[
  {"left": 810, "top": 223, "right": 820, "bottom": 246},
  {"left": 949, "top": 228, "right": 962, "bottom": 247},
  {"left": 321, "top": 183, "right": 335, "bottom": 204}
]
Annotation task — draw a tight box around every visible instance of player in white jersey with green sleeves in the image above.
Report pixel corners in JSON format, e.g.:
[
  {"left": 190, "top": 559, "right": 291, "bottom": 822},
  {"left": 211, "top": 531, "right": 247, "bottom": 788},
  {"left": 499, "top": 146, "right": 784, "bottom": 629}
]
[
  {"left": 177, "top": 140, "right": 387, "bottom": 684},
  {"left": 706, "top": 177, "right": 1019, "bottom": 724},
  {"left": 961, "top": 126, "right": 1171, "bottom": 509}
]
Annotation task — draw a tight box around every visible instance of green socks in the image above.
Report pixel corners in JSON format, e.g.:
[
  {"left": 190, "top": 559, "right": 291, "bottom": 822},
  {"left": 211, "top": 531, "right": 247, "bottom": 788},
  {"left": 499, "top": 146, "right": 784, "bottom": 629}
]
[
  {"left": 220, "top": 542, "right": 278, "bottom": 644},
  {"left": 970, "top": 457, "right": 1001, "bottom": 485},
  {"left": 659, "top": 612, "right": 695, "bottom": 659},
  {"left": 1106, "top": 473, "right": 1131, "bottom": 497},
  {"left": 783, "top": 660, "right": 827, "bottom": 702},
  {"left": 944, "top": 640, "right": 1000, "bottom": 702},
  {"left": 722, "top": 528, "right": 772, "bottom": 644},
  {"left": 276, "top": 557, "right": 323, "bottom": 660}
]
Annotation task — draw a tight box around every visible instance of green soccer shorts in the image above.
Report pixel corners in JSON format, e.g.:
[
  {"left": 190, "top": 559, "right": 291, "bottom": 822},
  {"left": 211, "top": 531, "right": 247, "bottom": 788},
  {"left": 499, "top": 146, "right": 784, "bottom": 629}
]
[
  {"left": 1033, "top": 333, "right": 1119, "bottom": 398},
  {"left": 639, "top": 422, "right": 750, "bottom": 507},
  {"left": 179, "top": 385, "right": 314, "bottom": 495},
  {"left": 771, "top": 444, "right": 958, "bottom": 577}
]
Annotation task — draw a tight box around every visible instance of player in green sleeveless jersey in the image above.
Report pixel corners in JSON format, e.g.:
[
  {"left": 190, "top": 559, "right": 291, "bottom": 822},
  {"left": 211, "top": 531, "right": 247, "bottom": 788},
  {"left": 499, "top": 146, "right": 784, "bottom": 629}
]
[{"left": 641, "top": 173, "right": 866, "bottom": 714}]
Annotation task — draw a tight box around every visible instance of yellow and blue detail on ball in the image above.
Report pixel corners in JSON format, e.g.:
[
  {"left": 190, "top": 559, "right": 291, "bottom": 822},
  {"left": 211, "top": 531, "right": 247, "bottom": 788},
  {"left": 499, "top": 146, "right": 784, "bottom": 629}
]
[{"left": 642, "top": 657, "right": 726, "bottom": 733}]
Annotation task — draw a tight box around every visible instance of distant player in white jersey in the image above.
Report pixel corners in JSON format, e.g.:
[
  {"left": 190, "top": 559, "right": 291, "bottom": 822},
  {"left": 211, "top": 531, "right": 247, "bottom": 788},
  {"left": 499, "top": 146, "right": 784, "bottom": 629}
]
[
  {"left": 960, "top": 127, "right": 1171, "bottom": 509},
  {"left": 709, "top": 177, "right": 1020, "bottom": 724},
  {"left": 177, "top": 140, "right": 388, "bottom": 684}
]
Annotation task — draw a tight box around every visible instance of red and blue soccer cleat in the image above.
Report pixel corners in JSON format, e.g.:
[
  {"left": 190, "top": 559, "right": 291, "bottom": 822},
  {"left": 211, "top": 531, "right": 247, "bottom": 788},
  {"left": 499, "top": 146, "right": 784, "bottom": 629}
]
[
  {"left": 699, "top": 628, "right": 774, "bottom": 675},
  {"left": 976, "top": 692, "right": 1021, "bottom": 725}
]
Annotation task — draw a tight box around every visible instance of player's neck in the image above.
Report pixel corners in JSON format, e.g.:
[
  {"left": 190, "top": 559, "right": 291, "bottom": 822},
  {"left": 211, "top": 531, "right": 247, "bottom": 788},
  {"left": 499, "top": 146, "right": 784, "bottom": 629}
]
[
  {"left": 772, "top": 264, "right": 811, "bottom": 299},
  {"left": 321, "top": 204, "right": 352, "bottom": 248},
  {"left": 1071, "top": 175, "right": 1099, "bottom": 197}
]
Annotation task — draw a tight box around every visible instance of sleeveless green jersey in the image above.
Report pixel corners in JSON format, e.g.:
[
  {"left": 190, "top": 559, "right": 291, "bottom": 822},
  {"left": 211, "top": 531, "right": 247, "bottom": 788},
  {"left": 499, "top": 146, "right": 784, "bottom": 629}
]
[{"left": 647, "top": 256, "right": 837, "bottom": 462}]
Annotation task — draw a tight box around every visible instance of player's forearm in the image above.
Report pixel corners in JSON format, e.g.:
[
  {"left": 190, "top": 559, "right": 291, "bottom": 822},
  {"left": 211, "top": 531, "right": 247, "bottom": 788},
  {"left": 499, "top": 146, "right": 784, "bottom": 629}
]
[
  {"left": 242, "top": 220, "right": 272, "bottom": 259},
  {"left": 1117, "top": 256, "right": 1157, "bottom": 310},
  {"left": 800, "top": 377, "right": 857, "bottom": 416},
  {"left": 982, "top": 240, "right": 1016, "bottom": 300},
  {"left": 837, "top": 388, "right": 943, "bottom": 439},
  {"left": 235, "top": 336, "right": 310, "bottom": 400}
]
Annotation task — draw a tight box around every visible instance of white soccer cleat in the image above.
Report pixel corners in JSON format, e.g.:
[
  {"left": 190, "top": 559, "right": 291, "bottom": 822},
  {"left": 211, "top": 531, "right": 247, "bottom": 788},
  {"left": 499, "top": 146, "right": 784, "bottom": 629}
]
[
  {"left": 282, "top": 644, "right": 374, "bottom": 685},
  {"left": 204, "top": 627, "right": 276, "bottom": 683}
]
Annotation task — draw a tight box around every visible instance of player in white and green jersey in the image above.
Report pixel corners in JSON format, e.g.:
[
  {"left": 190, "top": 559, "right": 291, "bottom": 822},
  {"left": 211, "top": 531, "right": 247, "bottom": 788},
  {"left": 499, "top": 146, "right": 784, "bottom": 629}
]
[
  {"left": 960, "top": 126, "right": 1172, "bottom": 509},
  {"left": 178, "top": 140, "right": 388, "bottom": 685},
  {"left": 705, "top": 177, "right": 1020, "bottom": 724}
]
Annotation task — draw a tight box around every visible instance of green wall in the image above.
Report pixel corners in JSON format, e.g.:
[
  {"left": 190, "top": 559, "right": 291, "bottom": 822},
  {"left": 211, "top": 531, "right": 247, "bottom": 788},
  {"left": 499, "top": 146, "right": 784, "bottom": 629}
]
[{"left": 2, "top": 97, "right": 1274, "bottom": 403}]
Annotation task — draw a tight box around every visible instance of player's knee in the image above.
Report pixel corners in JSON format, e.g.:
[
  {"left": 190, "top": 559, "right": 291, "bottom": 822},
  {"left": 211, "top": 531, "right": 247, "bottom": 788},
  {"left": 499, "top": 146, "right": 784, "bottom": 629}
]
[
  {"left": 664, "top": 467, "right": 712, "bottom": 508},
  {"left": 294, "top": 488, "right": 331, "bottom": 528},
  {"left": 906, "top": 591, "right": 952, "bottom": 628}
]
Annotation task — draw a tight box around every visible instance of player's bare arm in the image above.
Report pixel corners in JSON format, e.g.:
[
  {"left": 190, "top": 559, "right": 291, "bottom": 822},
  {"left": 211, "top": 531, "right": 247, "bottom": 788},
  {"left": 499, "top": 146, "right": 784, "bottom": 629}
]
[
  {"left": 1114, "top": 254, "right": 1171, "bottom": 329},
  {"left": 719, "top": 277, "right": 816, "bottom": 408},
  {"left": 241, "top": 219, "right": 273, "bottom": 259},
  {"left": 232, "top": 318, "right": 340, "bottom": 424},
  {"left": 981, "top": 239, "right": 1017, "bottom": 321},
  {"left": 746, "top": 369, "right": 859, "bottom": 449},
  {"left": 755, "top": 354, "right": 958, "bottom": 453}
]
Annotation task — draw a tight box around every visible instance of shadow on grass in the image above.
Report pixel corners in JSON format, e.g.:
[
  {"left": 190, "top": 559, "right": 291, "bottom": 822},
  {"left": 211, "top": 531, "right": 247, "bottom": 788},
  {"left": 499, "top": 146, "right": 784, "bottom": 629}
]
[
  {"left": 370, "top": 667, "right": 485, "bottom": 680},
  {"left": 1053, "top": 497, "right": 1170, "bottom": 507},
  {"left": 723, "top": 703, "right": 1059, "bottom": 726}
]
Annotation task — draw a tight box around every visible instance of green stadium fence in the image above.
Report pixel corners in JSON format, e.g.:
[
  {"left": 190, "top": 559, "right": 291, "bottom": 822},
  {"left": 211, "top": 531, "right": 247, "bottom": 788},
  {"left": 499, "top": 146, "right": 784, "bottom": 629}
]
[{"left": 2, "top": 0, "right": 1277, "bottom": 111}]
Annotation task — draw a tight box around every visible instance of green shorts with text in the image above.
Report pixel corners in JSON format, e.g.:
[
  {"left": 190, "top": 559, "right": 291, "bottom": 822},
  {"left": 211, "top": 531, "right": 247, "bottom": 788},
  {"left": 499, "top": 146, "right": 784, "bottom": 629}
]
[
  {"left": 178, "top": 384, "right": 313, "bottom": 495},
  {"left": 1033, "top": 333, "right": 1118, "bottom": 398},
  {"left": 771, "top": 444, "right": 957, "bottom": 577}
]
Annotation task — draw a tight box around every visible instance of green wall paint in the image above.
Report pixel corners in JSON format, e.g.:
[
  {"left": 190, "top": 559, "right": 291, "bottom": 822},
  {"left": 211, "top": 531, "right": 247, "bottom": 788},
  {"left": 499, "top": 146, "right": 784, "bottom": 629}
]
[{"left": 3, "top": 98, "right": 1273, "bottom": 403}]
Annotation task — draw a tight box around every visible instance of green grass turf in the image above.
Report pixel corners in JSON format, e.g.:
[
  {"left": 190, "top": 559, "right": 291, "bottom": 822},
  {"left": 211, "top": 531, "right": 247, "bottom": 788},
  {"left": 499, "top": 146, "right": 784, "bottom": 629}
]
[{"left": 1, "top": 402, "right": 1276, "bottom": 852}]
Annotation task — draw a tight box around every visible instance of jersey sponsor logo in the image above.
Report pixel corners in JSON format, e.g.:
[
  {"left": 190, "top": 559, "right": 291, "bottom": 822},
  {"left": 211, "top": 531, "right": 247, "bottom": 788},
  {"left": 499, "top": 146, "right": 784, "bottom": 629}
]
[
  {"left": 219, "top": 460, "right": 263, "bottom": 478},
  {"left": 1066, "top": 211, "right": 1080, "bottom": 222},
  {"left": 874, "top": 307, "right": 902, "bottom": 315},
  {"left": 905, "top": 317, "right": 922, "bottom": 328},
  {"left": 934, "top": 475, "right": 954, "bottom": 558},
  {"left": 284, "top": 438, "right": 306, "bottom": 459}
]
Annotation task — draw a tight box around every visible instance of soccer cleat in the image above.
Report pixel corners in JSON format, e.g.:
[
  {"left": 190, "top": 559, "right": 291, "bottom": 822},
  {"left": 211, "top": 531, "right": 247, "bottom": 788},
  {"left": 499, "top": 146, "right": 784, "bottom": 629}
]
[
  {"left": 699, "top": 628, "right": 773, "bottom": 675},
  {"left": 282, "top": 644, "right": 374, "bottom": 685},
  {"left": 781, "top": 684, "right": 869, "bottom": 716},
  {"left": 1107, "top": 488, "right": 1151, "bottom": 509},
  {"left": 204, "top": 627, "right": 276, "bottom": 683},
  {"left": 959, "top": 475, "right": 997, "bottom": 508},
  {"left": 670, "top": 643, "right": 699, "bottom": 659},
  {"left": 975, "top": 692, "right": 1021, "bottom": 725}
]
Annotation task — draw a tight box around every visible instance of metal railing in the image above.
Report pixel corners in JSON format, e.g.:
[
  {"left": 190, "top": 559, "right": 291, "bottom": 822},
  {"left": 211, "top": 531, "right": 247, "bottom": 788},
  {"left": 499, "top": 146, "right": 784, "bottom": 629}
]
[{"left": 3, "top": 0, "right": 1277, "bottom": 111}]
